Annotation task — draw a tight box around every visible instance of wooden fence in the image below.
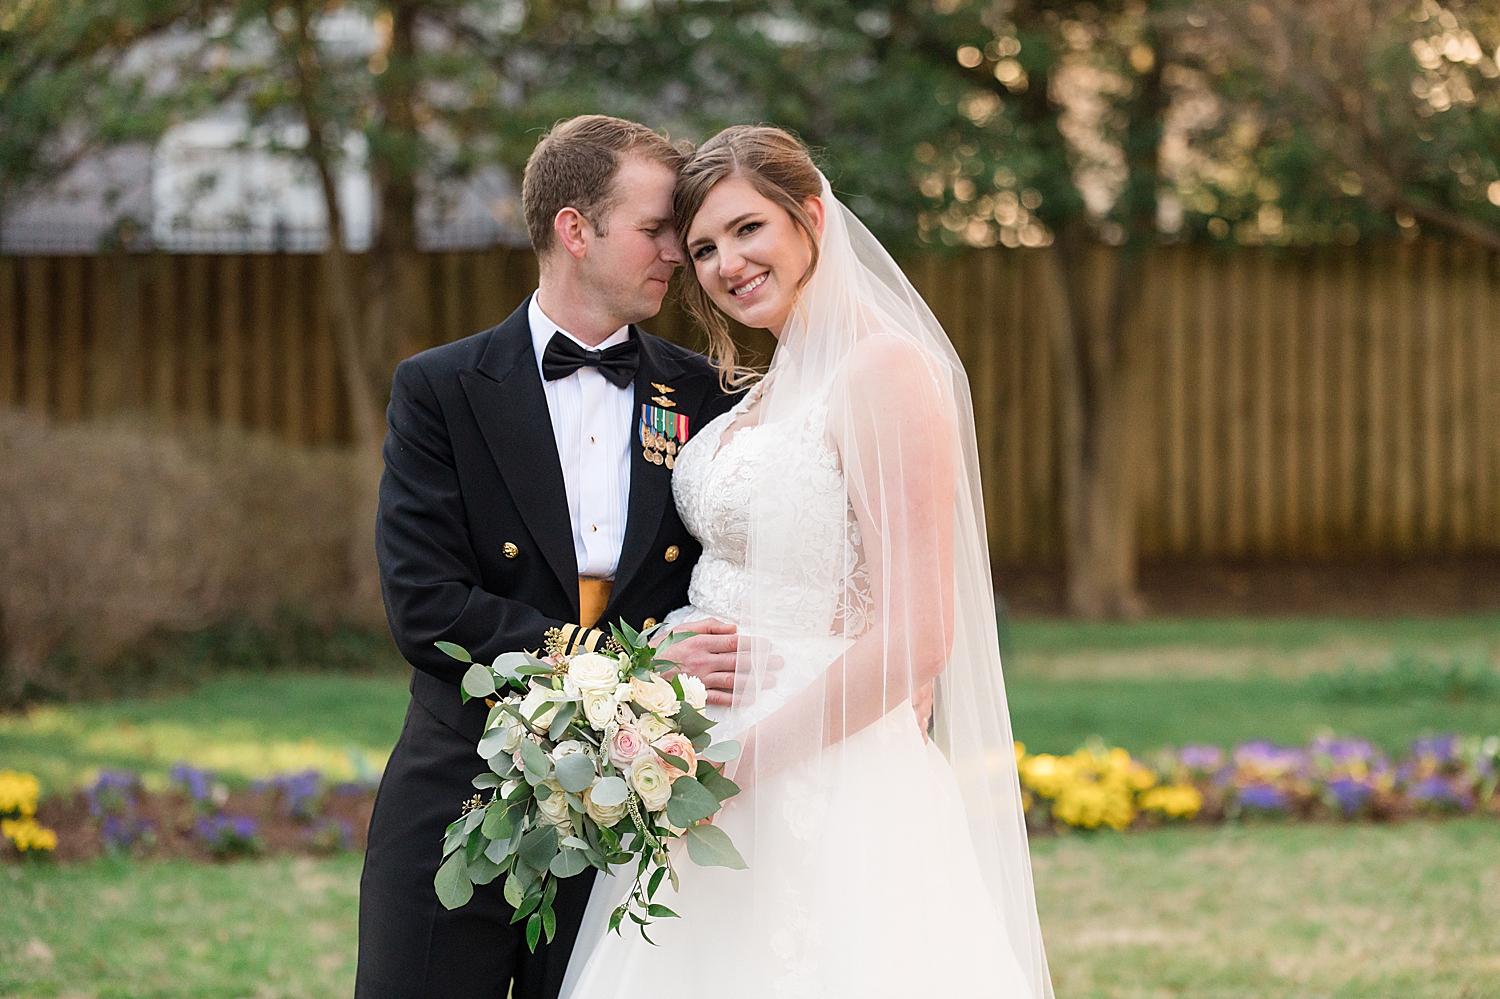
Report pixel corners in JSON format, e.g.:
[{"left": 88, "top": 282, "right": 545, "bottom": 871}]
[{"left": 2, "top": 242, "right": 1498, "bottom": 563}]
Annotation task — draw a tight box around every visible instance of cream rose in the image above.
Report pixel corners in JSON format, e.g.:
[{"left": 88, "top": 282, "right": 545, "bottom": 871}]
[
  {"left": 607, "top": 724, "right": 648, "bottom": 769},
  {"left": 495, "top": 712, "right": 527, "bottom": 754},
  {"left": 652, "top": 733, "right": 697, "bottom": 778},
  {"left": 582, "top": 689, "right": 617, "bottom": 729},
  {"left": 629, "top": 755, "right": 673, "bottom": 811},
  {"left": 535, "top": 780, "right": 571, "bottom": 827},
  {"left": 629, "top": 675, "right": 680, "bottom": 718},
  {"left": 678, "top": 674, "right": 709, "bottom": 712},
  {"left": 582, "top": 782, "right": 628, "bottom": 827},
  {"left": 518, "top": 682, "right": 560, "bottom": 732},
  {"left": 637, "top": 711, "right": 673, "bottom": 743},
  {"left": 567, "top": 652, "right": 622, "bottom": 694}
]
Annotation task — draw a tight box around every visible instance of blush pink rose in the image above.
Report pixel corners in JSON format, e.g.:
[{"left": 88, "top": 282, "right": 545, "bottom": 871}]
[
  {"left": 607, "top": 724, "right": 648, "bottom": 769},
  {"left": 652, "top": 733, "right": 698, "bottom": 779}
]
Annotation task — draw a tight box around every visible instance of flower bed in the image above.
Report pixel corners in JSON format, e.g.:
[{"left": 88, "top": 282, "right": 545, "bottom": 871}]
[
  {"left": 1018, "top": 733, "right": 1500, "bottom": 832},
  {"left": 1, "top": 764, "right": 376, "bottom": 862}
]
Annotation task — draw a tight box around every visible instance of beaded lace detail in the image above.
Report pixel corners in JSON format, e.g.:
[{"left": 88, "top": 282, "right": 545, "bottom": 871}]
[{"left": 671, "top": 386, "right": 871, "bottom": 640}]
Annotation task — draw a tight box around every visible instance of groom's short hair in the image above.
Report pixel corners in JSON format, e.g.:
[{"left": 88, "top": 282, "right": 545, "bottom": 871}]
[{"left": 523, "top": 115, "right": 686, "bottom": 257}]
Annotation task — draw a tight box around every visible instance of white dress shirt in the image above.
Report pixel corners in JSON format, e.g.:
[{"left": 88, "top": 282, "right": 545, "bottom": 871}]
[{"left": 529, "top": 293, "right": 634, "bottom": 580}]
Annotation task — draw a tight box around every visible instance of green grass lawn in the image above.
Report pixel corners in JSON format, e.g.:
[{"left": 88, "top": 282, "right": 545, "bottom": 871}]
[
  {"left": 0, "top": 673, "right": 411, "bottom": 795},
  {"left": 3, "top": 615, "right": 1498, "bottom": 793},
  {"left": 2, "top": 821, "right": 1495, "bottom": 999},
  {"left": 2, "top": 614, "right": 1498, "bottom": 997}
]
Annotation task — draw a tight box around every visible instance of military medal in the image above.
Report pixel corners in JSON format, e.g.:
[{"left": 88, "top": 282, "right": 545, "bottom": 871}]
[{"left": 640, "top": 395, "right": 689, "bottom": 468}]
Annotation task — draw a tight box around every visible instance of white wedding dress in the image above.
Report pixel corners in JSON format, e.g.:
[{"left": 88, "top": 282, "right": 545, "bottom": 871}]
[{"left": 560, "top": 381, "right": 1038, "bottom": 999}]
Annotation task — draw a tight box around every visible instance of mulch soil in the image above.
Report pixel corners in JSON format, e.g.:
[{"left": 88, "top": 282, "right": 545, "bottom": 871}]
[
  {"left": 998, "top": 554, "right": 1500, "bottom": 618},
  {"left": 23, "top": 787, "right": 376, "bottom": 863}
]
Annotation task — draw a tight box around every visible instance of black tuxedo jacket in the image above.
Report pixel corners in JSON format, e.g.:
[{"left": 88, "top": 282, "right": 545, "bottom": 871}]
[{"left": 375, "top": 299, "right": 738, "bottom": 741}]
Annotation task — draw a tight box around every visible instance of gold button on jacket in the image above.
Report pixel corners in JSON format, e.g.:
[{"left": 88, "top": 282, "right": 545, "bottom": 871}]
[
  {"left": 663, "top": 545, "right": 680, "bottom": 563},
  {"left": 642, "top": 617, "right": 658, "bottom": 629},
  {"left": 502, "top": 542, "right": 519, "bottom": 559}
]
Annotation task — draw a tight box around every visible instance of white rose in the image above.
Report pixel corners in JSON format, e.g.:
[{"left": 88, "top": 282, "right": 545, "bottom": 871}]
[
  {"left": 487, "top": 709, "right": 527, "bottom": 754},
  {"left": 518, "top": 682, "right": 560, "bottom": 732},
  {"left": 678, "top": 674, "right": 708, "bottom": 712},
  {"left": 568, "top": 652, "right": 622, "bottom": 694},
  {"left": 629, "top": 675, "right": 680, "bottom": 718},
  {"left": 629, "top": 755, "right": 673, "bottom": 812},
  {"left": 637, "top": 711, "right": 673, "bottom": 743},
  {"left": 582, "top": 782, "right": 628, "bottom": 828},
  {"left": 535, "top": 780, "right": 571, "bottom": 827},
  {"left": 552, "top": 740, "right": 586, "bottom": 758},
  {"left": 582, "top": 689, "right": 617, "bottom": 729}
]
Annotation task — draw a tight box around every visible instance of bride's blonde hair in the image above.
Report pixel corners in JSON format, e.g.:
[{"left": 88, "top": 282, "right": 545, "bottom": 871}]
[{"left": 674, "top": 126, "right": 824, "bottom": 390}]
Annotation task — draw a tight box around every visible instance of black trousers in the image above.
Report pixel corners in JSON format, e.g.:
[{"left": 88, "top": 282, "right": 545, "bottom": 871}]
[{"left": 355, "top": 697, "right": 595, "bottom": 999}]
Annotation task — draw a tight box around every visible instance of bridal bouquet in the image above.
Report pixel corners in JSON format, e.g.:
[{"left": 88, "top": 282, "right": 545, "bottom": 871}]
[{"left": 433, "top": 623, "right": 746, "bottom": 950}]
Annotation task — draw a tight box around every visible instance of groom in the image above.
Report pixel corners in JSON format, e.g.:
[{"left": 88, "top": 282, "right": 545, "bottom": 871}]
[{"left": 356, "top": 115, "right": 741, "bottom": 999}]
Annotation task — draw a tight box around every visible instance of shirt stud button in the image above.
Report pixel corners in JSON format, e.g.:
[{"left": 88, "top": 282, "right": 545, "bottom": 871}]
[{"left": 664, "top": 545, "right": 680, "bottom": 563}]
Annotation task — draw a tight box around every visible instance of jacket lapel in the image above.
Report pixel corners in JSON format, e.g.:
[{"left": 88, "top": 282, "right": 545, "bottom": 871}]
[
  {"left": 459, "top": 302, "right": 579, "bottom": 613},
  {"left": 606, "top": 332, "right": 690, "bottom": 611}
]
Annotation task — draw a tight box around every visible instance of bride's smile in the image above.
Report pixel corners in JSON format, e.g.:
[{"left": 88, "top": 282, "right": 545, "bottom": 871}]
[{"left": 684, "top": 175, "right": 825, "bottom": 336}]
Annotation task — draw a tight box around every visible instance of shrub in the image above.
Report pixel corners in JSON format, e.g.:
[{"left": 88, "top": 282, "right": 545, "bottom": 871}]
[{"left": 0, "top": 412, "right": 387, "bottom": 702}]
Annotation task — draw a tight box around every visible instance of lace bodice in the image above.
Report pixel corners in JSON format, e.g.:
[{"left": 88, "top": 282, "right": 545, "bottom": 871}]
[{"left": 670, "top": 384, "right": 872, "bottom": 639}]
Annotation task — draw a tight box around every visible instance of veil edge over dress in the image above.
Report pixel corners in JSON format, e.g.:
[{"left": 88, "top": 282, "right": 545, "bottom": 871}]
[{"left": 565, "top": 175, "right": 1053, "bottom": 999}]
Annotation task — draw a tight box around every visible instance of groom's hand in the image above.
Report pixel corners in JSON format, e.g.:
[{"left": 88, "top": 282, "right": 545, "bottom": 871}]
[{"left": 660, "top": 619, "right": 740, "bottom": 706}]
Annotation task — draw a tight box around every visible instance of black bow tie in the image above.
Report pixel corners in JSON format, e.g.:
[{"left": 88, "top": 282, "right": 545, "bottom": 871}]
[{"left": 541, "top": 331, "right": 639, "bottom": 389}]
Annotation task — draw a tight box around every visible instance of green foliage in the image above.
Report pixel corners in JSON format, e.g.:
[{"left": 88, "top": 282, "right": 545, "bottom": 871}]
[
  {"left": 1309, "top": 652, "right": 1500, "bottom": 704},
  {"left": 0, "top": 0, "right": 205, "bottom": 214}
]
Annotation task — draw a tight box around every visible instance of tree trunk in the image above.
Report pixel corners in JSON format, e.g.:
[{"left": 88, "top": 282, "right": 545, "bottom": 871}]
[
  {"left": 1043, "top": 240, "right": 1147, "bottom": 620},
  {"left": 290, "top": 1, "right": 388, "bottom": 626}
]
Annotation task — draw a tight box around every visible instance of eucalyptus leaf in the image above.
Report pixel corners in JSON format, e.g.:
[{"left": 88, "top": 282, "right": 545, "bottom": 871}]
[
  {"left": 666, "top": 776, "right": 721, "bottom": 827},
  {"left": 548, "top": 700, "right": 579, "bottom": 742},
  {"left": 503, "top": 870, "right": 527, "bottom": 907},
  {"left": 435, "top": 850, "right": 475, "bottom": 909},
  {"left": 492, "top": 651, "right": 534, "bottom": 681},
  {"left": 485, "top": 832, "right": 518, "bottom": 865},
  {"left": 589, "top": 776, "right": 628, "bottom": 807},
  {"left": 674, "top": 702, "right": 713, "bottom": 739},
  {"left": 560, "top": 836, "right": 591, "bottom": 851},
  {"left": 462, "top": 663, "right": 497, "bottom": 700},
  {"left": 684, "top": 822, "right": 748, "bottom": 870},
  {"left": 472, "top": 772, "right": 503, "bottom": 789},
  {"left": 698, "top": 765, "right": 741, "bottom": 803},
  {"left": 436, "top": 641, "right": 473, "bottom": 664},
  {"left": 519, "top": 739, "right": 551, "bottom": 783},
  {"left": 552, "top": 754, "right": 596, "bottom": 793},
  {"left": 698, "top": 740, "right": 741, "bottom": 763},
  {"left": 477, "top": 728, "right": 513, "bottom": 760},
  {"left": 485, "top": 702, "right": 509, "bottom": 731},
  {"left": 549, "top": 847, "right": 589, "bottom": 878},
  {"left": 518, "top": 824, "right": 559, "bottom": 871},
  {"left": 658, "top": 751, "right": 691, "bottom": 773},
  {"left": 482, "top": 804, "right": 515, "bottom": 840},
  {"left": 468, "top": 854, "right": 504, "bottom": 885},
  {"left": 690, "top": 731, "right": 712, "bottom": 750},
  {"left": 463, "top": 806, "right": 489, "bottom": 834}
]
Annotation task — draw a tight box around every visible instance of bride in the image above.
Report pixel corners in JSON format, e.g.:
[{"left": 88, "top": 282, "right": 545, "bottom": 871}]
[{"left": 561, "top": 126, "right": 1053, "bottom": 999}]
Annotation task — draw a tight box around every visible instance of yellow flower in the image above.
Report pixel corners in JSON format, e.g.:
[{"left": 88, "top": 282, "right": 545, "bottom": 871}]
[
  {"left": 1139, "top": 784, "right": 1203, "bottom": 820},
  {"left": 2, "top": 817, "right": 57, "bottom": 853},
  {"left": 0, "top": 770, "right": 41, "bottom": 818}
]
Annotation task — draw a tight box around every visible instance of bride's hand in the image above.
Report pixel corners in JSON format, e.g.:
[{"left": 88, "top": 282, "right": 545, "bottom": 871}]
[
  {"left": 912, "top": 681, "right": 934, "bottom": 743},
  {"left": 659, "top": 618, "right": 739, "bottom": 706}
]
